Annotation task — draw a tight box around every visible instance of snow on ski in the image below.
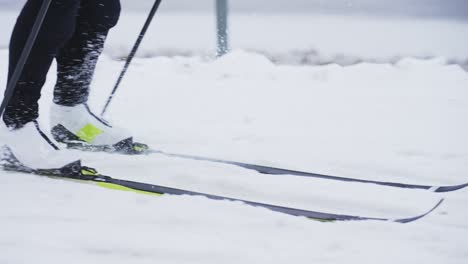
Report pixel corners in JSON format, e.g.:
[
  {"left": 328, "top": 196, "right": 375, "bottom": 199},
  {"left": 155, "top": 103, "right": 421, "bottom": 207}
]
[
  {"left": 2, "top": 161, "right": 444, "bottom": 223},
  {"left": 148, "top": 150, "right": 468, "bottom": 193}
]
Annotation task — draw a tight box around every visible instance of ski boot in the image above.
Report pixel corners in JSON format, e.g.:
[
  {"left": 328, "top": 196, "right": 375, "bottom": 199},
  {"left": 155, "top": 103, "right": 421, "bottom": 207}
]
[
  {"left": 0, "top": 120, "right": 94, "bottom": 176},
  {"left": 50, "top": 103, "right": 148, "bottom": 155}
]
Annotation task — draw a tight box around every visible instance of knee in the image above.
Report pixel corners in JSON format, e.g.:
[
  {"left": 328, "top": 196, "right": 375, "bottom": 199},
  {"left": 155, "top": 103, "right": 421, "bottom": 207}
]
[{"left": 86, "top": 0, "right": 121, "bottom": 32}]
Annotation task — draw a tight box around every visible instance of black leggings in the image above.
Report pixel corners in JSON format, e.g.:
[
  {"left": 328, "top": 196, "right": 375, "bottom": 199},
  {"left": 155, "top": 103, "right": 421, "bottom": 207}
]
[{"left": 3, "top": 0, "right": 121, "bottom": 128}]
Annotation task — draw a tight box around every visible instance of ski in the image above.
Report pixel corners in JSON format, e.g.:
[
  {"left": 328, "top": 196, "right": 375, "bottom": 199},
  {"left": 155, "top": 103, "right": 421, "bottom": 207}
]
[
  {"left": 63, "top": 142, "right": 468, "bottom": 193},
  {"left": 147, "top": 150, "right": 468, "bottom": 193},
  {"left": 2, "top": 160, "right": 443, "bottom": 223}
]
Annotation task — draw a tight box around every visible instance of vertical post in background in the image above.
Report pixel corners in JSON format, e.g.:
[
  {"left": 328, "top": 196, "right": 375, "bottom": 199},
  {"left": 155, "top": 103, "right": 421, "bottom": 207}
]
[{"left": 216, "top": 0, "right": 229, "bottom": 56}]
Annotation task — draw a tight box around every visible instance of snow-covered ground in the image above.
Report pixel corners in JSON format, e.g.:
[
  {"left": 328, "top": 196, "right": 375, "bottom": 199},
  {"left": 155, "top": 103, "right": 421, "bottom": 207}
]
[{"left": 1, "top": 10, "right": 468, "bottom": 264}]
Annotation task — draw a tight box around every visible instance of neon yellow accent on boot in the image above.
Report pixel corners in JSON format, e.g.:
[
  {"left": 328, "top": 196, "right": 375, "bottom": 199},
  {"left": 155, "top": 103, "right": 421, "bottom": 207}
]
[
  {"left": 82, "top": 168, "right": 99, "bottom": 176},
  {"left": 133, "top": 143, "right": 149, "bottom": 153},
  {"left": 76, "top": 124, "right": 103, "bottom": 143},
  {"left": 133, "top": 145, "right": 145, "bottom": 152}
]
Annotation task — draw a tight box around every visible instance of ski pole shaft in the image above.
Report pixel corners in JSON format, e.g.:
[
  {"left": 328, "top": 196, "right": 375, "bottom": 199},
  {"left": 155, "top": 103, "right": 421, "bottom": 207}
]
[
  {"left": 101, "top": 0, "right": 163, "bottom": 117},
  {"left": 0, "top": 0, "right": 52, "bottom": 117}
]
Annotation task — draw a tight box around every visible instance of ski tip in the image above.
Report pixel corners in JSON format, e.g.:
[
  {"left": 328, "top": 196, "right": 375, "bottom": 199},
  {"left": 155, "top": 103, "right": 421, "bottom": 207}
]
[
  {"left": 435, "top": 183, "right": 468, "bottom": 193},
  {"left": 394, "top": 198, "right": 444, "bottom": 224}
]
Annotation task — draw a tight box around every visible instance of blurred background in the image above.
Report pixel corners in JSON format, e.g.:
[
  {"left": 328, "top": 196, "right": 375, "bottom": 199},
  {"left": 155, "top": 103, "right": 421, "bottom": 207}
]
[
  {"left": 0, "top": 0, "right": 467, "bottom": 68},
  {"left": 0, "top": 0, "right": 467, "bottom": 19}
]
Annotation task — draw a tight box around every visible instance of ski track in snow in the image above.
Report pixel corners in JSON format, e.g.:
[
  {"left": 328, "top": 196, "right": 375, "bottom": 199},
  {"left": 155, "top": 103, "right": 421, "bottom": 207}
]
[{"left": 0, "top": 12, "right": 468, "bottom": 264}]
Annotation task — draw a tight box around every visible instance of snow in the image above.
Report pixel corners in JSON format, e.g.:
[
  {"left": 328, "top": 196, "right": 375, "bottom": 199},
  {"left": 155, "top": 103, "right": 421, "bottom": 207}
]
[{"left": 1, "top": 10, "right": 468, "bottom": 264}]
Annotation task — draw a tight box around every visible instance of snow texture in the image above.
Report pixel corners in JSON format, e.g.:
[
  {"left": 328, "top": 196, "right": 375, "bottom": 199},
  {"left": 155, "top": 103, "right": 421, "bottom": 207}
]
[{"left": 0, "top": 10, "right": 468, "bottom": 264}]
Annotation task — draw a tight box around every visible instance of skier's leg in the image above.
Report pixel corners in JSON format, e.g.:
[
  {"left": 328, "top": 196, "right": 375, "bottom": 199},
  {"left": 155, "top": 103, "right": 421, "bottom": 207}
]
[
  {"left": 49, "top": 0, "right": 147, "bottom": 154},
  {"left": 53, "top": 0, "right": 121, "bottom": 106},
  {"left": 0, "top": 0, "right": 103, "bottom": 170},
  {"left": 3, "top": 0, "right": 81, "bottom": 129}
]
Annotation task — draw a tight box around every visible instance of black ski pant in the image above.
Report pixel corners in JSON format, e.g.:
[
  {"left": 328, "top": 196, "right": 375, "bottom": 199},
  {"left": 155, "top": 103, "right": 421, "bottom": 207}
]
[{"left": 3, "top": 0, "right": 121, "bottom": 129}]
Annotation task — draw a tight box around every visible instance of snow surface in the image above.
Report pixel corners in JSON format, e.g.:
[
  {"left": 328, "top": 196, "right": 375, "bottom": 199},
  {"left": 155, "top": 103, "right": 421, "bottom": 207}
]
[{"left": 1, "top": 10, "right": 468, "bottom": 264}]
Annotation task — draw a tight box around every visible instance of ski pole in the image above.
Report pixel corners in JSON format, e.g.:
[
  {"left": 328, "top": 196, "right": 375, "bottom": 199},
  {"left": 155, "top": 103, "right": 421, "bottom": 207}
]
[
  {"left": 0, "top": 0, "right": 53, "bottom": 117},
  {"left": 101, "top": 0, "right": 163, "bottom": 117}
]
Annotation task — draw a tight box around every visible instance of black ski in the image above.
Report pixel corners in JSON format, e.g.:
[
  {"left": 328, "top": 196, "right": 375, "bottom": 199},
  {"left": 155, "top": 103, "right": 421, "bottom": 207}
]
[
  {"left": 147, "top": 150, "right": 468, "bottom": 193},
  {"left": 63, "top": 142, "right": 468, "bottom": 193},
  {"left": 2, "top": 160, "right": 443, "bottom": 223}
]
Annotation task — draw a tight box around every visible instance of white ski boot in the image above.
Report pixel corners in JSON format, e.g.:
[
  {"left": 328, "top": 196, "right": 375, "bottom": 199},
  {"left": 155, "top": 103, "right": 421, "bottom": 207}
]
[
  {"left": 0, "top": 120, "right": 83, "bottom": 171},
  {"left": 50, "top": 103, "right": 148, "bottom": 154}
]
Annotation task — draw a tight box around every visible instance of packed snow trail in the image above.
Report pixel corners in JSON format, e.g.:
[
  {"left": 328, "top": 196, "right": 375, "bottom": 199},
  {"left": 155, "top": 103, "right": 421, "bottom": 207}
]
[{"left": 1, "top": 25, "right": 468, "bottom": 264}]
